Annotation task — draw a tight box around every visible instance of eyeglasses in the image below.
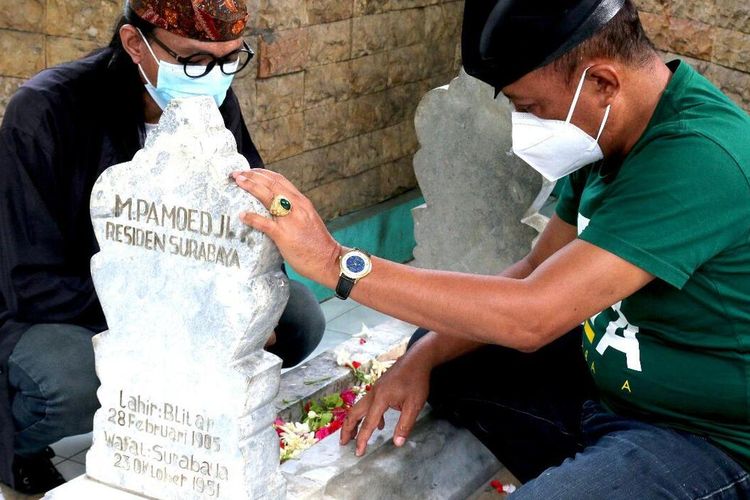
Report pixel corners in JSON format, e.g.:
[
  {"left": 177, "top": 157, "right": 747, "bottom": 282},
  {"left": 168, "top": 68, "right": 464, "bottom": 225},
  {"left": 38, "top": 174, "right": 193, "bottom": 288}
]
[{"left": 148, "top": 35, "right": 254, "bottom": 78}]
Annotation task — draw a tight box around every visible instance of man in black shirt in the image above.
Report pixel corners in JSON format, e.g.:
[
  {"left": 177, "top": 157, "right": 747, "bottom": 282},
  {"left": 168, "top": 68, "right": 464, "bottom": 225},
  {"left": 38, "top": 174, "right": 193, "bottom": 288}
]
[{"left": 0, "top": 1, "right": 324, "bottom": 493}]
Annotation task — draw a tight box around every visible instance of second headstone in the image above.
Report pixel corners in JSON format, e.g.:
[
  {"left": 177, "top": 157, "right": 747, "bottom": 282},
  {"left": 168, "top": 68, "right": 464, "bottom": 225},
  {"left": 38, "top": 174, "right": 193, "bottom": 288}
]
[{"left": 411, "top": 70, "right": 553, "bottom": 275}]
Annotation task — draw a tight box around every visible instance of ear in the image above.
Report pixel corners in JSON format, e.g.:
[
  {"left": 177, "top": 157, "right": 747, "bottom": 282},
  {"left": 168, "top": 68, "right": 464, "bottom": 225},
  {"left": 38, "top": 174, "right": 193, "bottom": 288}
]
[
  {"left": 588, "top": 64, "right": 620, "bottom": 106},
  {"left": 120, "top": 24, "right": 146, "bottom": 65}
]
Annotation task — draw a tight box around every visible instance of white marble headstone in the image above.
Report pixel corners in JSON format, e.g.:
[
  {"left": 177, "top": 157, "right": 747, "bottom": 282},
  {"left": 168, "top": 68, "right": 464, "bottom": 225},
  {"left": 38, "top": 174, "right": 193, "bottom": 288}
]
[{"left": 85, "top": 97, "right": 288, "bottom": 499}]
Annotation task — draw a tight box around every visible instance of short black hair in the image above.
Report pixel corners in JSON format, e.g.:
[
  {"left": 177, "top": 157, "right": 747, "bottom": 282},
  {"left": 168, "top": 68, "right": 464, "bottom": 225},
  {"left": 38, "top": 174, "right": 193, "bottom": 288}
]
[
  {"left": 109, "top": 6, "right": 156, "bottom": 53},
  {"left": 99, "top": 7, "right": 156, "bottom": 159},
  {"left": 552, "top": 0, "right": 656, "bottom": 82}
]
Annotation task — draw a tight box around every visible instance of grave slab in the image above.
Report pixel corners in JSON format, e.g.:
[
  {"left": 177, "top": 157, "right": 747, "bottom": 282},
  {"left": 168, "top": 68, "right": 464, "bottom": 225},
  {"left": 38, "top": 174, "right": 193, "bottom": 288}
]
[{"left": 281, "top": 410, "right": 502, "bottom": 500}]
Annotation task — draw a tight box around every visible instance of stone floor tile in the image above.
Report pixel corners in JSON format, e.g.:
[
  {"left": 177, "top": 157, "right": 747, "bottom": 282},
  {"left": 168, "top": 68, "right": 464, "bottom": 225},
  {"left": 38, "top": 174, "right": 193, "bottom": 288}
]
[
  {"left": 320, "top": 297, "right": 361, "bottom": 322},
  {"left": 326, "top": 305, "right": 398, "bottom": 335},
  {"left": 53, "top": 461, "right": 85, "bottom": 482},
  {"left": 49, "top": 433, "right": 92, "bottom": 460},
  {"left": 66, "top": 450, "right": 87, "bottom": 466}
]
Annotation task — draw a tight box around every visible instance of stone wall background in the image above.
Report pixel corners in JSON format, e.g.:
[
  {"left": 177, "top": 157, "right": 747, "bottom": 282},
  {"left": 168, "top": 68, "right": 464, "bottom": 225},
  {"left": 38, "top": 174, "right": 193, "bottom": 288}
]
[
  {"left": 636, "top": 0, "right": 750, "bottom": 113},
  {"left": 1, "top": 1, "right": 748, "bottom": 219},
  {"left": 0, "top": 0, "right": 463, "bottom": 220}
]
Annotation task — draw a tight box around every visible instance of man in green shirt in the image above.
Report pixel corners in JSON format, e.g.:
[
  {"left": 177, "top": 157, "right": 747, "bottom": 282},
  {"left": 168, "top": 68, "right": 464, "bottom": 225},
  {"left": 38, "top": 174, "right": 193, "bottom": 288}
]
[{"left": 231, "top": 0, "right": 750, "bottom": 496}]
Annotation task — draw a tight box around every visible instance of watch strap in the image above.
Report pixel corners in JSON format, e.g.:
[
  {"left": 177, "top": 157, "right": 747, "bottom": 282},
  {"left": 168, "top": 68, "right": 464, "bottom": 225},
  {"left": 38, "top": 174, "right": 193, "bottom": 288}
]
[{"left": 335, "top": 275, "right": 357, "bottom": 300}]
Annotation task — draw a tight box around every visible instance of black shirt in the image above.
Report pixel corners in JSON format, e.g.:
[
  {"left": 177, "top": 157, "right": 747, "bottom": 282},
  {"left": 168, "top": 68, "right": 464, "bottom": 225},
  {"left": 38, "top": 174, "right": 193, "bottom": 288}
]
[{"left": 0, "top": 46, "right": 262, "bottom": 486}]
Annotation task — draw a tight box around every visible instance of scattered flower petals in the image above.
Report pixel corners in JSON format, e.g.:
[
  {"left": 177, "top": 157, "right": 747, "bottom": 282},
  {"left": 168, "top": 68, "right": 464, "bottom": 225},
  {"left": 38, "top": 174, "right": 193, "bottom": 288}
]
[
  {"left": 315, "top": 426, "right": 333, "bottom": 440},
  {"left": 352, "top": 324, "right": 373, "bottom": 339},
  {"left": 489, "top": 480, "right": 517, "bottom": 495},
  {"left": 335, "top": 349, "right": 352, "bottom": 367},
  {"left": 275, "top": 357, "right": 394, "bottom": 462},
  {"left": 273, "top": 418, "right": 285, "bottom": 437},
  {"left": 340, "top": 389, "right": 357, "bottom": 406}
]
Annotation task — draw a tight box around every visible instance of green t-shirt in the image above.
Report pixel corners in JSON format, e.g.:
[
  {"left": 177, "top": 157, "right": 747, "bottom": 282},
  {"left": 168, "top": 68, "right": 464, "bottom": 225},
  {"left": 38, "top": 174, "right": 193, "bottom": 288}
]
[{"left": 556, "top": 60, "right": 750, "bottom": 470}]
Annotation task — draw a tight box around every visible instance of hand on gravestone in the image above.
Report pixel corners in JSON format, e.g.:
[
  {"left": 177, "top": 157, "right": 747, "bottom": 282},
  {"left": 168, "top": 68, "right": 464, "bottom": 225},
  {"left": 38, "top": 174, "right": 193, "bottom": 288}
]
[
  {"left": 339, "top": 349, "right": 431, "bottom": 456},
  {"left": 232, "top": 169, "right": 342, "bottom": 288}
]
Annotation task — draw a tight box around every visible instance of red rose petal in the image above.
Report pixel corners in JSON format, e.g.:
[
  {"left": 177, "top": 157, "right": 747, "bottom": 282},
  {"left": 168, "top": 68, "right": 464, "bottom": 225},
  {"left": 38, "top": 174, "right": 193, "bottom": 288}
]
[
  {"left": 315, "top": 427, "right": 331, "bottom": 440},
  {"left": 340, "top": 389, "right": 357, "bottom": 406}
]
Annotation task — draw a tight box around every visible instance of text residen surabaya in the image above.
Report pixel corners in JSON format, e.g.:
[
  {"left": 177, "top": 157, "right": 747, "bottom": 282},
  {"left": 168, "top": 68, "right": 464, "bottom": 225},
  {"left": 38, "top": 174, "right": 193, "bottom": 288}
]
[
  {"left": 114, "top": 195, "right": 233, "bottom": 239},
  {"left": 102, "top": 222, "right": 241, "bottom": 269},
  {"left": 105, "top": 195, "right": 242, "bottom": 268}
]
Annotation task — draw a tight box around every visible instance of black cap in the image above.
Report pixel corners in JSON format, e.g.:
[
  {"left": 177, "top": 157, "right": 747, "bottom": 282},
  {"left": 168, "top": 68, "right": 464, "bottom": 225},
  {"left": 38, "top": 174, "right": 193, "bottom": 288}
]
[{"left": 462, "top": 0, "right": 626, "bottom": 93}]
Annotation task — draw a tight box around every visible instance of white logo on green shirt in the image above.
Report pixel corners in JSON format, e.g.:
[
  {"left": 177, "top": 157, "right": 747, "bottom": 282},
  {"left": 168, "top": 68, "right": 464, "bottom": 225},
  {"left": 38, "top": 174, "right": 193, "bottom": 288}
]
[
  {"left": 592, "top": 302, "right": 642, "bottom": 372},
  {"left": 577, "top": 213, "right": 590, "bottom": 235}
]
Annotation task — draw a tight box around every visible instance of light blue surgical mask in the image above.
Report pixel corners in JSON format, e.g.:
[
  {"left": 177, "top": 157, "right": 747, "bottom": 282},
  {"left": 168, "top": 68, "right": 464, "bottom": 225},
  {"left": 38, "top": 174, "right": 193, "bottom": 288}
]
[{"left": 137, "top": 29, "right": 238, "bottom": 110}]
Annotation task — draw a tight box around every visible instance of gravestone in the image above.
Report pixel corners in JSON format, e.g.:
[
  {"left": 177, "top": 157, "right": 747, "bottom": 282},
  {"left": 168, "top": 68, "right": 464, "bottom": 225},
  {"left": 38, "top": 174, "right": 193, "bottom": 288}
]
[
  {"left": 412, "top": 70, "right": 555, "bottom": 275},
  {"left": 51, "top": 96, "right": 289, "bottom": 499}
]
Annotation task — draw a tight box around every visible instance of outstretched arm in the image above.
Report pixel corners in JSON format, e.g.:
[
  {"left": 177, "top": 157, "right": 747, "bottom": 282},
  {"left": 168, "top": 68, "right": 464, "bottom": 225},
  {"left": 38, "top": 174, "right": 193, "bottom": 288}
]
[{"left": 234, "top": 169, "right": 654, "bottom": 353}]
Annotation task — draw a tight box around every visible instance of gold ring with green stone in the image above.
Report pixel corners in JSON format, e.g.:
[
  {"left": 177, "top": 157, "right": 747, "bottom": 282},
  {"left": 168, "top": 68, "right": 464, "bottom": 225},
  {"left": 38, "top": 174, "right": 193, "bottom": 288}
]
[{"left": 269, "top": 195, "right": 293, "bottom": 217}]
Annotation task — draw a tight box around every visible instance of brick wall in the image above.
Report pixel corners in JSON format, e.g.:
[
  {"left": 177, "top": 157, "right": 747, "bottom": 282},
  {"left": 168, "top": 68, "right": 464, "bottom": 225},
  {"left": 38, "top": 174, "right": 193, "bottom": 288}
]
[
  {"left": 243, "top": 0, "right": 463, "bottom": 219},
  {"left": 636, "top": 0, "right": 750, "bottom": 113},
  {"left": 0, "top": 0, "right": 464, "bottom": 220},
  {"left": 3, "top": 1, "right": 746, "bottom": 219},
  {"left": 0, "top": 0, "right": 117, "bottom": 118}
]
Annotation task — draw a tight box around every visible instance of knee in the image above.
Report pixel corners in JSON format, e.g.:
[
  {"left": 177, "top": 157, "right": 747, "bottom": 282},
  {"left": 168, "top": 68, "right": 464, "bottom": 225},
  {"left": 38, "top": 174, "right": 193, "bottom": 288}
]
[
  {"left": 46, "top": 367, "right": 100, "bottom": 435},
  {"left": 284, "top": 281, "right": 325, "bottom": 344},
  {"left": 271, "top": 281, "right": 326, "bottom": 367},
  {"left": 10, "top": 324, "right": 100, "bottom": 434},
  {"left": 12, "top": 365, "right": 99, "bottom": 446},
  {"left": 60, "top": 373, "right": 101, "bottom": 418}
]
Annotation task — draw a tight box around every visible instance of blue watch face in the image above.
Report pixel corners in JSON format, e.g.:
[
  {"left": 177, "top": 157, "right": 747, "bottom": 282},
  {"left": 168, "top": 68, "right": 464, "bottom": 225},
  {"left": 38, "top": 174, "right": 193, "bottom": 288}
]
[{"left": 346, "top": 255, "right": 366, "bottom": 273}]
